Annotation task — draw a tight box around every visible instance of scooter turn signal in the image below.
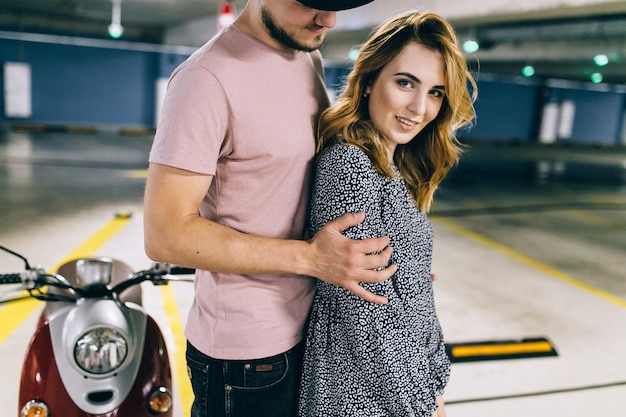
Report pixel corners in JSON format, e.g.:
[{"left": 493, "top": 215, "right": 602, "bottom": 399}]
[
  {"left": 148, "top": 386, "right": 173, "bottom": 413},
  {"left": 21, "top": 399, "right": 51, "bottom": 417}
]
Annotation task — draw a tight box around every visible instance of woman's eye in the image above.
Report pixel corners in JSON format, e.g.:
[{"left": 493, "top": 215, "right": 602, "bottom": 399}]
[
  {"left": 398, "top": 79, "right": 413, "bottom": 88},
  {"left": 430, "top": 89, "right": 444, "bottom": 98}
]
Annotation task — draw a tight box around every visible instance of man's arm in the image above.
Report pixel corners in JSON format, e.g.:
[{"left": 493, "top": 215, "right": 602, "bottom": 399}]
[{"left": 143, "top": 163, "right": 395, "bottom": 304}]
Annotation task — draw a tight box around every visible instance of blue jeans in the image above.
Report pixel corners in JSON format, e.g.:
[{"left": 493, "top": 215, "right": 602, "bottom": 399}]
[{"left": 186, "top": 341, "right": 304, "bottom": 417}]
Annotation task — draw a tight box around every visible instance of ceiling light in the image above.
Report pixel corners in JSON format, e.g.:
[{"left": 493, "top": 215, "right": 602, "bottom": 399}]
[
  {"left": 108, "top": 0, "right": 123, "bottom": 39},
  {"left": 462, "top": 39, "right": 480, "bottom": 54},
  {"left": 521, "top": 65, "right": 535, "bottom": 77},
  {"left": 593, "top": 54, "right": 609, "bottom": 67},
  {"left": 590, "top": 72, "right": 603, "bottom": 84}
]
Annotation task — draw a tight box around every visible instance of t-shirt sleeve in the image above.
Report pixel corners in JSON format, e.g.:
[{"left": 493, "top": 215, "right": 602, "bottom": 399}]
[
  {"left": 149, "top": 63, "right": 231, "bottom": 175},
  {"left": 310, "top": 145, "right": 385, "bottom": 241}
]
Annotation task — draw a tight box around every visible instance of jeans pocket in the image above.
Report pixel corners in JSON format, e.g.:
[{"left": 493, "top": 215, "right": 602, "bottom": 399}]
[
  {"left": 228, "top": 352, "right": 301, "bottom": 417},
  {"left": 239, "top": 353, "right": 288, "bottom": 390},
  {"left": 186, "top": 348, "right": 210, "bottom": 417}
]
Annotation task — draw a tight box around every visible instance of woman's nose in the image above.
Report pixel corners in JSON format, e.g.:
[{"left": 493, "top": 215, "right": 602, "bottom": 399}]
[{"left": 408, "top": 92, "right": 427, "bottom": 115}]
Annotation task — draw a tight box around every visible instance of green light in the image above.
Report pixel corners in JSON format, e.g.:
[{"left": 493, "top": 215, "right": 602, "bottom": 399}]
[
  {"left": 593, "top": 54, "right": 609, "bottom": 67},
  {"left": 462, "top": 40, "right": 480, "bottom": 54},
  {"left": 108, "top": 23, "right": 124, "bottom": 39},
  {"left": 590, "top": 72, "right": 603, "bottom": 84},
  {"left": 348, "top": 48, "right": 360, "bottom": 61},
  {"left": 521, "top": 65, "right": 535, "bottom": 77}
]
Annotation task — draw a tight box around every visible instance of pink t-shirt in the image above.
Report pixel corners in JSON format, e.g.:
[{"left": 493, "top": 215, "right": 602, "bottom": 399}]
[{"left": 149, "top": 25, "right": 329, "bottom": 359}]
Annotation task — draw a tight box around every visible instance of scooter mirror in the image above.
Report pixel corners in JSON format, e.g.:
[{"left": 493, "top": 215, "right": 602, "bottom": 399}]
[{"left": 75, "top": 258, "right": 113, "bottom": 287}]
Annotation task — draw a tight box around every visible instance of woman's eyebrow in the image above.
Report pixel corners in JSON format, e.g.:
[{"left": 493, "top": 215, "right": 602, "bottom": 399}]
[{"left": 394, "top": 72, "right": 445, "bottom": 90}]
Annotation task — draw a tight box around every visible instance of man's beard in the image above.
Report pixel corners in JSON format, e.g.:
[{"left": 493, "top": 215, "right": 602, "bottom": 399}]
[{"left": 261, "top": 7, "right": 324, "bottom": 52}]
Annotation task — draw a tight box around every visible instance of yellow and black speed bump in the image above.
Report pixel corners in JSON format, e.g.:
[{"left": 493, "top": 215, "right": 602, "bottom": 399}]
[{"left": 446, "top": 337, "right": 558, "bottom": 363}]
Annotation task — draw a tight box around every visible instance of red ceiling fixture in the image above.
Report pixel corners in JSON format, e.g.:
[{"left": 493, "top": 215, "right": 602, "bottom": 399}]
[{"left": 218, "top": 1, "right": 237, "bottom": 31}]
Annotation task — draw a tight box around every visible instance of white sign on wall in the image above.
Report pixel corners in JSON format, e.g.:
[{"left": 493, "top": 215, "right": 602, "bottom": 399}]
[
  {"left": 4, "top": 62, "right": 32, "bottom": 118},
  {"left": 557, "top": 100, "right": 576, "bottom": 140},
  {"left": 155, "top": 77, "right": 169, "bottom": 128},
  {"left": 538, "top": 102, "right": 559, "bottom": 144}
]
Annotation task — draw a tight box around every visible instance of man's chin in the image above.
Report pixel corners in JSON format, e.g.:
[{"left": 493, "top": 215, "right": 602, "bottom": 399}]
[{"left": 298, "top": 35, "right": 326, "bottom": 52}]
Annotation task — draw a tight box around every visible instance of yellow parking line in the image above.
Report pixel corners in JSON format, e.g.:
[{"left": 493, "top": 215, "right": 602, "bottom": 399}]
[
  {"left": 0, "top": 213, "right": 132, "bottom": 344},
  {"left": 567, "top": 209, "right": 625, "bottom": 229},
  {"left": 433, "top": 217, "right": 626, "bottom": 309},
  {"left": 159, "top": 285, "right": 193, "bottom": 415},
  {"left": 123, "top": 169, "right": 148, "bottom": 178},
  {"left": 0, "top": 298, "right": 40, "bottom": 342},
  {"left": 49, "top": 213, "right": 132, "bottom": 271}
]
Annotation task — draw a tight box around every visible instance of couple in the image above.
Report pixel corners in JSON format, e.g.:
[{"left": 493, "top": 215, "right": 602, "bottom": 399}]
[{"left": 143, "top": 1, "right": 476, "bottom": 416}]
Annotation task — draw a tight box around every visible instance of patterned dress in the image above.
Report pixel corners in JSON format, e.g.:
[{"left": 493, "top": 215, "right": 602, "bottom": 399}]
[{"left": 299, "top": 143, "right": 450, "bottom": 417}]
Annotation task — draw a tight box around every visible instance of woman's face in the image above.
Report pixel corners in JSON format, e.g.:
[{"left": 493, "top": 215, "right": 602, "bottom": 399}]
[{"left": 365, "top": 41, "right": 446, "bottom": 161}]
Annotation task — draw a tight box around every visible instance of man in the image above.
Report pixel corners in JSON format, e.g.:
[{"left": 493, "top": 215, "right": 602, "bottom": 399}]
[{"left": 143, "top": 0, "right": 394, "bottom": 415}]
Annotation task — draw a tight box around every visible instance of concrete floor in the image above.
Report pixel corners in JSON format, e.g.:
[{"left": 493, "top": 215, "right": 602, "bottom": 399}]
[{"left": 0, "top": 130, "right": 625, "bottom": 416}]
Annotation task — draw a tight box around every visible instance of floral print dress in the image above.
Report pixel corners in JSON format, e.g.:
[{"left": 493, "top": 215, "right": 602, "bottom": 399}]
[{"left": 299, "top": 143, "right": 450, "bottom": 417}]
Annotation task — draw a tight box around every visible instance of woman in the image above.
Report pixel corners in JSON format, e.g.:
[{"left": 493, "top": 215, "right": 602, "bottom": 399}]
[{"left": 299, "top": 10, "right": 477, "bottom": 417}]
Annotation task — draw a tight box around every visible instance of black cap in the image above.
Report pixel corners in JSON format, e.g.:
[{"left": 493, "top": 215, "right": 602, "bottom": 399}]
[{"left": 298, "top": 0, "right": 374, "bottom": 11}]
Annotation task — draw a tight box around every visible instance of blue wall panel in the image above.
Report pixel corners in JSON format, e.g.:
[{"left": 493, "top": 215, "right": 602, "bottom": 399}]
[
  {"left": 548, "top": 87, "right": 624, "bottom": 145},
  {"left": 0, "top": 38, "right": 189, "bottom": 127},
  {"left": 32, "top": 43, "right": 156, "bottom": 125},
  {"left": 2, "top": 38, "right": 625, "bottom": 144},
  {"left": 158, "top": 53, "right": 188, "bottom": 79},
  {"left": 463, "top": 77, "right": 540, "bottom": 141}
]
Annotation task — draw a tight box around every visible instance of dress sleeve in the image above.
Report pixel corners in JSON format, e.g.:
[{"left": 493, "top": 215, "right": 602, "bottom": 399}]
[{"left": 310, "top": 144, "right": 385, "bottom": 242}]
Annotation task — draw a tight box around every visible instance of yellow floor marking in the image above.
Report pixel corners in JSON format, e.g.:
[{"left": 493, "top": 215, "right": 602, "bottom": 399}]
[
  {"left": 433, "top": 217, "right": 626, "bottom": 309},
  {"left": 0, "top": 214, "right": 132, "bottom": 344},
  {"left": 50, "top": 215, "right": 130, "bottom": 271},
  {"left": 123, "top": 169, "right": 148, "bottom": 179},
  {"left": 159, "top": 284, "right": 193, "bottom": 415},
  {"left": 567, "top": 209, "right": 625, "bottom": 229},
  {"left": 0, "top": 298, "right": 40, "bottom": 342}
]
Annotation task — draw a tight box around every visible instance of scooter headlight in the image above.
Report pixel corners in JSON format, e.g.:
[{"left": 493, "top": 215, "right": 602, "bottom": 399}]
[{"left": 74, "top": 327, "right": 128, "bottom": 375}]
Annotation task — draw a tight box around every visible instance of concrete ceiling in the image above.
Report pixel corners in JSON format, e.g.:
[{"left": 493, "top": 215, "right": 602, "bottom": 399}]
[
  {"left": 0, "top": 0, "right": 217, "bottom": 27},
  {"left": 1, "top": 0, "right": 625, "bottom": 86}
]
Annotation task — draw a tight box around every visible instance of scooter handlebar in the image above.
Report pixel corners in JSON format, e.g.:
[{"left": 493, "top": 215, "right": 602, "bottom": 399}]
[
  {"left": 0, "top": 273, "right": 22, "bottom": 284},
  {"left": 170, "top": 266, "right": 195, "bottom": 275},
  {"left": 0, "top": 243, "right": 195, "bottom": 301}
]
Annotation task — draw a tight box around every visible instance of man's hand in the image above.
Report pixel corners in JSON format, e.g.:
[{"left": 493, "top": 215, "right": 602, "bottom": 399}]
[{"left": 308, "top": 212, "right": 396, "bottom": 304}]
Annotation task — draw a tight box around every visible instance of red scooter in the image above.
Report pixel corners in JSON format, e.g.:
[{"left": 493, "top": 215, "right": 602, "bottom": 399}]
[{"left": 0, "top": 245, "right": 193, "bottom": 417}]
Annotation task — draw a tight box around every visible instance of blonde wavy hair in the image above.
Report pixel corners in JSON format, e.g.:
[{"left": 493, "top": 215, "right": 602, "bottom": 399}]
[{"left": 318, "top": 10, "right": 477, "bottom": 212}]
